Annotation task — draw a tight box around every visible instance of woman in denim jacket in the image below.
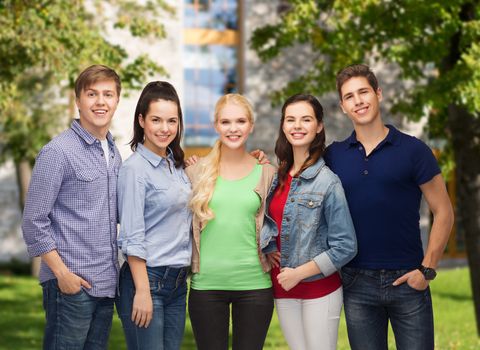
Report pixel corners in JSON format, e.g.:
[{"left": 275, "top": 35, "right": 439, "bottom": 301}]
[{"left": 260, "top": 93, "right": 357, "bottom": 350}]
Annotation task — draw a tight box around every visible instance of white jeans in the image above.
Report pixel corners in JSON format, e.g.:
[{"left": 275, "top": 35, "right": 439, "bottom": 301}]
[{"left": 275, "top": 287, "right": 343, "bottom": 350}]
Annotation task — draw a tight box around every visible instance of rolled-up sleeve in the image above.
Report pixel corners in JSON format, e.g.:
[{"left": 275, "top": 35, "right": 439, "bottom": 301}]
[
  {"left": 22, "top": 147, "right": 64, "bottom": 257},
  {"left": 313, "top": 181, "right": 357, "bottom": 276},
  {"left": 117, "top": 165, "right": 147, "bottom": 260}
]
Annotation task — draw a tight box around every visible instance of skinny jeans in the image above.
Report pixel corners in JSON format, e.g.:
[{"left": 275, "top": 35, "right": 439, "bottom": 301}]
[{"left": 275, "top": 287, "right": 343, "bottom": 350}]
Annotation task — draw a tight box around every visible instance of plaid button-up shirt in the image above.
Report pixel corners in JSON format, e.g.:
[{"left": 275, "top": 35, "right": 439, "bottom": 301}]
[{"left": 22, "top": 120, "right": 121, "bottom": 297}]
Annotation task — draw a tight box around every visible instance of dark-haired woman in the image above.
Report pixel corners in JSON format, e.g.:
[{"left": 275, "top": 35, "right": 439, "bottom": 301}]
[
  {"left": 260, "top": 94, "right": 357, "bottom": 350},
  {"left": 116, "top": 81, "right": 191, "bottom": 350}
]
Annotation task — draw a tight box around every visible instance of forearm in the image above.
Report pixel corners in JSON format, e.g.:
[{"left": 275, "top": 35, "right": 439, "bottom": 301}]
[
  {"left": 422, "top": 210, "right": 454, "bottom": 268},
  {"left": 420, "top": 174, "right": 455, "bottom": 269},
  {"left": 41, "top": 250, "right": 70, "bottom": 278},
  {"left": 295, "top": 260, "right": 321, "bottom": 280},
  {"left": 127, "top": 256, "right": 150, "bottom": 292}
]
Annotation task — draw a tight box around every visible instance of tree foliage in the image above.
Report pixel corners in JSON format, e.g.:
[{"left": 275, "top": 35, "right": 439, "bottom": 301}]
[
  {"left": 251, "top": 0, "right": 479, "bottom": 136},
  {"left": 251, "top": 0, "right": 480, "bottom": 334},
  {"left": 0, "top": 0, "right": 174, "bottom": 164}
]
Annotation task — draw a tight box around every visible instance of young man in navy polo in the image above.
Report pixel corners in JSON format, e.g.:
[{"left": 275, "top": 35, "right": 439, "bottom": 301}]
[{"left": 325, "top": 64, "right": 454, "bottom": 350}]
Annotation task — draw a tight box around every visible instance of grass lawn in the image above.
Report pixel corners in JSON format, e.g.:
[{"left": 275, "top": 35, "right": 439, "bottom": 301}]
[{"left": 0, "top": 267, "right": 478, "bottom": 349}]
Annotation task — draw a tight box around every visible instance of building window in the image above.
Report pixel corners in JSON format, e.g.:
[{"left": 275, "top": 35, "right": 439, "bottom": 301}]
[{"left": 183, "top": 0, "right": 240, "bottom": 147}]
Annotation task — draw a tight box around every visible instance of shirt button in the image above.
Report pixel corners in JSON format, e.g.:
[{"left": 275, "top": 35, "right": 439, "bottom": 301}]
[
  {"left": 285, "top": 235, "right": 289, "bottom": 241},
  {"left": 363, "top": 170, "right": 369, "bottom": 175},
  {"left": 285, "top": 217, "right": 290, "bottom": 222},
  {"left": 290, "top": 198, "right": 295, "bottom": 202},
  {"left": 358, "top": 146, "right": 363, "bottom": 151},
  {"left": 364, "top": 158, "right": 369, "bottom": 162}
]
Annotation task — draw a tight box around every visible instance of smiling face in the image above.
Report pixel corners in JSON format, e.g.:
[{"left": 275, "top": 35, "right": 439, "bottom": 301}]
[
  {"left": 282, "top": 101, "right": 323, "bottom": 152},
  {"left": 75, "top": 79, "right": 119, "bottom": 139},
  {"left": 139, "top": 99, "right": 179, "bottom": 157},
  {"left": 340, "top": 76, "right": 383, "bottom": 127},
  {"left": 214, "top": 102, "right": 254, "bottom": 150}
]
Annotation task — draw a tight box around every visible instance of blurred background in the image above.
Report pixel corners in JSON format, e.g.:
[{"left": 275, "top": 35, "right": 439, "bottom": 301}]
[{"left": 1, "top": 1, "right": 479, "bottom": 349}]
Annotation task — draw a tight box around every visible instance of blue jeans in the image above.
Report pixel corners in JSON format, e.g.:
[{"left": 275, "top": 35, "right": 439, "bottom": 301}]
[
  {"left": 116, "top": 263, "right": 188, "bottom": 350},
  {"left": 342, "top": 267, "right": 434, "bottom": 350},
  {"left": 41, "top": 279, "right": 114, "bottom": 350}
]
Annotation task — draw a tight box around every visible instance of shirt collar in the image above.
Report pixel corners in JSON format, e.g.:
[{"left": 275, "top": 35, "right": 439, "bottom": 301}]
[
  {"left": 71, "top": 119, "right": 114, "bottom": 146},
  {"left": 137, "top": 143, "right": 174, "bottom": 167},
  {"left": 384, "top": 124, "right": 401, "bottom": 146},
  {"left": 345, "top": 124, "right": 401, "bottom": 149}
]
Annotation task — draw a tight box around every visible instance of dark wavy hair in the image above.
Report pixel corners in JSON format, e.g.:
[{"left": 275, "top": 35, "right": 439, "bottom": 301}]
[
  {"left": 275, "top": 93, "right": 326, "bottom": 190},
  {"left": 129, "top": 81, "right": 185, "bottom": 168}
]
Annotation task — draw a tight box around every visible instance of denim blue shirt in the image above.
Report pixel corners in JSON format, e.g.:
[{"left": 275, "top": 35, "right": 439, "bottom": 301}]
[
  {"left": 22, "top": 119, "right": 121, "bottom": 297},
  {"left": 260, "top": 158, "right": 357, "bottom": 281},
  {"left": 117, "top": 144, "right": 192, "bottom": 268}
]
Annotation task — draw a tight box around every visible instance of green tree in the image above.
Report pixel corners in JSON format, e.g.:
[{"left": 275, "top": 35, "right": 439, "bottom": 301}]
[
  {"left": 0, "top": 0, "right": 173, "bottom": 273},
  {"left": 251, "top": 0, "right": 480, "bottom": 334},
  {"left": 0, "top": 0, "right": 174, "bottom": 199}
]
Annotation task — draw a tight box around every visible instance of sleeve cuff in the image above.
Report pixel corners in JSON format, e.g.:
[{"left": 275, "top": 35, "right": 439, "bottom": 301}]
[
  {"left": 121, "top": 243, "right": 147, "bottom": 261},
  {"left": 313, "top": 252, "right": 337, "bottom": 277},
  {"left": 27, "top": 241, "right": 57, "bottom": 258}
]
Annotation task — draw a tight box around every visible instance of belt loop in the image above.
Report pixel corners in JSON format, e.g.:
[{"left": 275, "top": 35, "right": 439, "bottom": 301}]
[
  {"left": 163, "top": 266, "right": 170, "bottom": 280},
  {"left": 175, "top": 267, "right": 186, "bottom": 287}
]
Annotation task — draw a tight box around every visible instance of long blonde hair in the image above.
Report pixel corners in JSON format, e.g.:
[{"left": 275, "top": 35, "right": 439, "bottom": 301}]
[{"left": 190, "top": 94, "right": 255, "bottom": 225}]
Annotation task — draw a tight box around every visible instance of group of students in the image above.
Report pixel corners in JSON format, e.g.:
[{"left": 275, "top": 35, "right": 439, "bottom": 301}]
[{"left": 22, "top": 63, "right": 454, "bottom": 350}]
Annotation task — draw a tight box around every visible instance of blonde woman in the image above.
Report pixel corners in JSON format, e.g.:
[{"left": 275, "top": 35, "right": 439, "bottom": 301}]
[{"left": 186, "top": 94, "right": 275, "bottom": 350}]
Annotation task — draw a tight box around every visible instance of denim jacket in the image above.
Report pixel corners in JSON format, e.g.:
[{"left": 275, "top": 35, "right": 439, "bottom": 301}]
[{"left": 260, "top": 158, "right": 357, "bottom": 281}]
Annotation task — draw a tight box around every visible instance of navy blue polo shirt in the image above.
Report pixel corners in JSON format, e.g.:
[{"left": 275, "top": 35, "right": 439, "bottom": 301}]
[{"left": 325, "top": 125, "right": 440, "bottom": 270}]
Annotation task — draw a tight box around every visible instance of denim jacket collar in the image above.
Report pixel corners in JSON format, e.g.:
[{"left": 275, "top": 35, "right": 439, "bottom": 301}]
[{"left": 298, "top": 157, "right": 326, "bottom": 180}]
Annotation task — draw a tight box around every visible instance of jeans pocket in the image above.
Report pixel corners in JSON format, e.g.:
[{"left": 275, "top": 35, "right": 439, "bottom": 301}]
[
  {"left": 60, "top": 288, "right": 85, "bottom": 299},
  {"left": 405, "top": 281, "right": 429, "bottom": 293},
  {"left": 341, "top": 268, "right": 358, "bottom": 290}
]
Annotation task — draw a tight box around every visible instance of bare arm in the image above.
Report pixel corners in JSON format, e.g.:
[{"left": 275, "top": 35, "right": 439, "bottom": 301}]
[
  {"left": 128, "top": 256, "right": 153, "bottom": 328},
  {"left": 393, "top": 174, "right": 454, "bottom": 289},
  {"left": 41, "top": 250, "right": 91, "bottom": 294},
  {"left": 277, "top": 261, "right": 321, "bottom": 291},
  {"left": 420, "top": 174, "right": 455, "bottom": 268}
]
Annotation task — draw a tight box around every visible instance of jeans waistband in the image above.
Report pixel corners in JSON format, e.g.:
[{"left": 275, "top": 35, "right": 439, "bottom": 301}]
[
  {"left": 121, "top": 262, "right": 189, "bottom": 280},
  {"left": 342, "top": 267, "right": 414, "bottom": 277},
  {"left": 147, "top": 265, "right": 189, "bottom": 279}
]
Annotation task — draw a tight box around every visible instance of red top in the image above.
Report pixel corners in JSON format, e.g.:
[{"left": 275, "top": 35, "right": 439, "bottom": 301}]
[{"left": 269, "top": 173, "right": 341, "bottom": 299}]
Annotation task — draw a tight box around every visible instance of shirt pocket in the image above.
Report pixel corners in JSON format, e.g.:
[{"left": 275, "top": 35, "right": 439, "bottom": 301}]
[
  {"left": 296, "top": 194, "right": 324, "bottom": 231},
  {"left": 73, "top": 167, "right": 105, "bottom": 201},
  {"left": 145, "top": 183, "right": 170, "bottom": 205}
]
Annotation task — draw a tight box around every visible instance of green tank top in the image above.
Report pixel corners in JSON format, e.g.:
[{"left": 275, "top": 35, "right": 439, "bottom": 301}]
[{"left": 191, "top": 163, "right": 272, "bottom": 290}]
